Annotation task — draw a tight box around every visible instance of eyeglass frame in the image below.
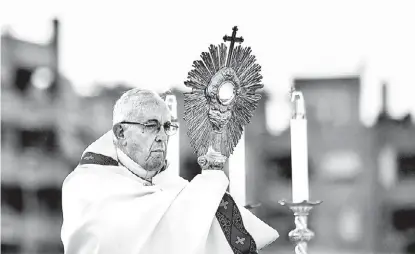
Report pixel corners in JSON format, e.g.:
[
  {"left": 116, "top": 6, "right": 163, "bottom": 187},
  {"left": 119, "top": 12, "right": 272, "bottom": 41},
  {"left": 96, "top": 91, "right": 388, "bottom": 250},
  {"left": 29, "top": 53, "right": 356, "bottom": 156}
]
[{"left": 118, "top": 120, "right": 179, "bottom": 136}]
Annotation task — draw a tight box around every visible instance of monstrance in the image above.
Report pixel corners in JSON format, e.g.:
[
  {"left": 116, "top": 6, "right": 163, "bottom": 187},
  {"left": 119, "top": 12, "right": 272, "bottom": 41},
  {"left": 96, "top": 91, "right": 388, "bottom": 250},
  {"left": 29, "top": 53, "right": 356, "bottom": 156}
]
[
  {"left": 183, "top": 26, "right": 263, "bottom": 170},
  {"left": 183, "top": 26, "right": 322, "bottom": 254},
  {"left": 183, "top": 26, "right": 265, "bottom": 254}
]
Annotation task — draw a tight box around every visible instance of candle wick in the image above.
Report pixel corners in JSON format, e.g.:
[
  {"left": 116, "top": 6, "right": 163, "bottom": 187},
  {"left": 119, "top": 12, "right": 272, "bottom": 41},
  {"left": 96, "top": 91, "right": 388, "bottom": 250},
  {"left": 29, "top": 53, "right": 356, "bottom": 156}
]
[{"left": 291, "top": 91, "right": 306, "bottom": 119}]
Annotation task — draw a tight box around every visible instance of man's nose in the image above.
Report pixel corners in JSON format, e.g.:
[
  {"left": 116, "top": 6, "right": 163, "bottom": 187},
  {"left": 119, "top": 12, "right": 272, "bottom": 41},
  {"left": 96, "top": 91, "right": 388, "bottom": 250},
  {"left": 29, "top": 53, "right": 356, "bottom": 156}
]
[{"left": 155, "top": 127, "right": 168, "bottom": 142}]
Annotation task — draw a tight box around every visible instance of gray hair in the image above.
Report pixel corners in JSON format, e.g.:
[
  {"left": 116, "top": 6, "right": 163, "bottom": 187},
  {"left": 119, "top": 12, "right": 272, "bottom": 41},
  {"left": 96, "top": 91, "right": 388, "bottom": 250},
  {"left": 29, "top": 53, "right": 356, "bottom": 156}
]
[{"left": 112, "top": 88, "right": 165, "bottom": 125}]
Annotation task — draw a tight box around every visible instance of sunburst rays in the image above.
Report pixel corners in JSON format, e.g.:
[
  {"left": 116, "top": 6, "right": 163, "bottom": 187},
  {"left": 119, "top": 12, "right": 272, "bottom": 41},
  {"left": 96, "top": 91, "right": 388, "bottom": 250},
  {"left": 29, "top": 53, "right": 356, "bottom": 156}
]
[{"left": 184, "top": 43, "right": 263, "bottom": 157}]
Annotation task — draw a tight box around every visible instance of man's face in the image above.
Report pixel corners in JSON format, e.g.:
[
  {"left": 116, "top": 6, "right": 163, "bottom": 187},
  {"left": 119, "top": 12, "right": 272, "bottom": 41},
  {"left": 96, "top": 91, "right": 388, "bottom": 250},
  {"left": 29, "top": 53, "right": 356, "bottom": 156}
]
[{"left": 122, "top": 99, "right": 171, "bottom": 172}]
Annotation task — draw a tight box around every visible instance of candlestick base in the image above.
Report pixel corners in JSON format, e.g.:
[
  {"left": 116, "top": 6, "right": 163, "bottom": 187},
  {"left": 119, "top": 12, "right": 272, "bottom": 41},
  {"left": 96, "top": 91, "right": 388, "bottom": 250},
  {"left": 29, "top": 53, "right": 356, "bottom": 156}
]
[{"left": 278, "top": 200, "right": 322, "bottom": 254}]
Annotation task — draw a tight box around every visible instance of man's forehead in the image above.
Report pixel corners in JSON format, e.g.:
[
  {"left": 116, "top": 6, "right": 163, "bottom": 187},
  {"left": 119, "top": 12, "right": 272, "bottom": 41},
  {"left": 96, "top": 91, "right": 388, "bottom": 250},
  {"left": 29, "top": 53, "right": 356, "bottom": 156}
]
[{"left": 132, "top": 99, "right": 171, "bottom": 122}]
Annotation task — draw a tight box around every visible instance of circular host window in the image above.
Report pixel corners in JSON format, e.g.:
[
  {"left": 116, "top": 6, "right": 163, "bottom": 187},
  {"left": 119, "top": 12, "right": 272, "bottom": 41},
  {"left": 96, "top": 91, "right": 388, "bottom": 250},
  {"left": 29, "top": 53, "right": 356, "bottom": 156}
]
[{"left": 218, "top": 82, "right": 235, "bottom": 105}]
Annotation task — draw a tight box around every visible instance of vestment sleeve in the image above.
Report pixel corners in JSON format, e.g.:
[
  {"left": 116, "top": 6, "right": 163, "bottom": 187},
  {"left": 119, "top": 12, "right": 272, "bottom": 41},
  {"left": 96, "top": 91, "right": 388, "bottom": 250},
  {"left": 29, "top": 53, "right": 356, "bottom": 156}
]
[{"left": 61, "top": 167, "right": 229, "bottom": 254}]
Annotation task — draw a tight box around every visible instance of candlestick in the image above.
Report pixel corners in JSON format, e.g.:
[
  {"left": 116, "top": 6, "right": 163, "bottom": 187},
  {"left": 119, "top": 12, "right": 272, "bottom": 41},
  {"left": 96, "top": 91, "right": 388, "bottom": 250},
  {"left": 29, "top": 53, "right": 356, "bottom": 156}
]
[
  {"left": 290, "top": 90, "right": 309, "bottom": 203},
  {"left": 279, "top": 200, "right": 322, "bottom": 254}
]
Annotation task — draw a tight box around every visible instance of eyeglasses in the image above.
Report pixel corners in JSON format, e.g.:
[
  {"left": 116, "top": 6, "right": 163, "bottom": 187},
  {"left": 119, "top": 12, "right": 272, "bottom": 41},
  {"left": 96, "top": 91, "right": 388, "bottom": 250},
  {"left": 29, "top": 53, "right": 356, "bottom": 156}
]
[{"left": 119, "top": 120, "right": 179, "bottom": 136}]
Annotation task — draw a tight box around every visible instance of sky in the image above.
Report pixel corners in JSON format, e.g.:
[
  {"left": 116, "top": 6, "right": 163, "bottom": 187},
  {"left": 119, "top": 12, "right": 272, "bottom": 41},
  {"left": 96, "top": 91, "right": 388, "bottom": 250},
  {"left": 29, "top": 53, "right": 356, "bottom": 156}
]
[{"left": 1, "top": 0, "right": 415, "bottom": 131}]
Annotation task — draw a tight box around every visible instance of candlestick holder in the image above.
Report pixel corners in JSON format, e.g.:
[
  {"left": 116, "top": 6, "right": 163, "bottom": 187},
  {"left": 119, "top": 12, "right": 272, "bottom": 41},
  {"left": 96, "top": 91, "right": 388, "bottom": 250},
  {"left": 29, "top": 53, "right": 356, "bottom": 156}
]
[{"left": 278, "top": 200, "right": 322, "bottom": 254}]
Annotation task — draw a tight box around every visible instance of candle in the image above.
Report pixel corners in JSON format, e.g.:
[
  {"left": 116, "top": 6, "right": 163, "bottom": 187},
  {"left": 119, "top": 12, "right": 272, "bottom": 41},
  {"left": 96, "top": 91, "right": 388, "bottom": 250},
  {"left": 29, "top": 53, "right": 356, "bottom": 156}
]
[
  {"left": 166, "top": 94, "right": 180, "bottom": 176},
  {"left": 229, "top": 132, "right": 246, "bottom": 206},
  {"left": 290, "top": 90, "right": 309, "bottom": 203}
]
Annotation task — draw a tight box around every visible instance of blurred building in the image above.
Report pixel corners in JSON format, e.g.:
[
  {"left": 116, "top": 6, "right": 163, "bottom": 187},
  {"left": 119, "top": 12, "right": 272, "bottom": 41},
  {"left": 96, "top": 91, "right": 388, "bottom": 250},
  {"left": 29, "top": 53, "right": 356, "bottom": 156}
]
[
  {"left": 374, "top": 83, "right": 415, "bottom": 254},
  {"left": 247, "top": 76, "right": 415, "bottom": 254},
  {"left": 1, "top": 19, "right": 69, "bottom": 254},
  {"left": 1, "top": 19, "right": 130, "bottom": 254}
]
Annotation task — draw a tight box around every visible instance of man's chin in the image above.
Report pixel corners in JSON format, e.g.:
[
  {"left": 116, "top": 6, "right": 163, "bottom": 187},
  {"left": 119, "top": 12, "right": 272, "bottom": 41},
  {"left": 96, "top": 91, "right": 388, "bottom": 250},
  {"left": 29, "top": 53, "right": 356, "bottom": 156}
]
[
  {"left": 147, "top": 167, "right": 161, "bottom": 172},
  {"left": 146, "top": 159, "right": 165, "bottom": 172}
]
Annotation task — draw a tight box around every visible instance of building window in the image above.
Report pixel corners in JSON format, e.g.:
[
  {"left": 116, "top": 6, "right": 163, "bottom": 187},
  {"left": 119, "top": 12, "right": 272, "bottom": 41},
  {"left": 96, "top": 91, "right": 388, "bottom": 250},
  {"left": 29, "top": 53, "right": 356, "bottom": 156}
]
[
  {"left": 17, "top": 128, "right": 58, "bottom": 153},
  {"left": 392, "top": 208, "right": 415, "bottom": 232},
  {"left": 266, "top": 155, "right": 314, "bottom": 182},
  {"left": 182, "top": 155, "right": 201, "bottom": 181},
  {"left": 1, "top": 185, "right": 24, "bottom": 213},
  {"left": 397, "top": 153, "right": 415, "bottom": 181},
  {"left": 37, "top": 187, "right": 62, "bottom": 214},
  {"left": 266, "top": 155, "right": 292, "bottom": 181},
  {"left": 405, "top": 241, "right": 415, "bottom": 254},
  {"left": 1, "top": 243, "right": 21, "bottom": 254},
  {"left": 13, "top": 67, "right": 33, "bottom": 94},
  {"left": 392, "top": 208, "right": 415, "bottom": 253}
]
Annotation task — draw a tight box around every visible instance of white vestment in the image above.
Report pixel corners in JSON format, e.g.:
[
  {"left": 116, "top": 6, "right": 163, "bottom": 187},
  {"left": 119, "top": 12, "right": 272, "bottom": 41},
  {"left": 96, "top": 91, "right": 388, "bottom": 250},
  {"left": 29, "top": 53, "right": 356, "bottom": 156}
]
[{"left": 61, "top": 131, "right": 278, "bottom": 254}]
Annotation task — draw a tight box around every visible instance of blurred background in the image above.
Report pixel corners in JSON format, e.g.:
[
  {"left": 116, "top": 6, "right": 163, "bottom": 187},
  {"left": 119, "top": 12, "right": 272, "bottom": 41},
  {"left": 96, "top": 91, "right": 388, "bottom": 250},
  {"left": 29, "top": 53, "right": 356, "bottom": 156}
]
[{"left": 1, "top": 1, "right": 415, "bottom": 254}]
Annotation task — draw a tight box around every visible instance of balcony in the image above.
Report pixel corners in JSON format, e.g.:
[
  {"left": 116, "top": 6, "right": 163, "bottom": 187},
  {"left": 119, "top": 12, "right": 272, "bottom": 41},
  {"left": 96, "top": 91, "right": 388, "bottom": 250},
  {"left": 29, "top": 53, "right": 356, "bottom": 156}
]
[
  {"left": 1, "top": 88, "right": 59, "bottom": 128},
  {"left": 1, "top": 148, "right": 69, "bottom": 188}
]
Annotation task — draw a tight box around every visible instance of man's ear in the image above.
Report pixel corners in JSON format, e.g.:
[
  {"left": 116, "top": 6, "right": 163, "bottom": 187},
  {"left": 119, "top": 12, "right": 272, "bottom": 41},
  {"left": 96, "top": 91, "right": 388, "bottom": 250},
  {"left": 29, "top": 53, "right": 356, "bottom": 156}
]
[
  {"left": 113, "top": 123, "right": 125, "bottom": 139},
  {"left": 159, "top": 90, "right": 172, "bottom": 101}
]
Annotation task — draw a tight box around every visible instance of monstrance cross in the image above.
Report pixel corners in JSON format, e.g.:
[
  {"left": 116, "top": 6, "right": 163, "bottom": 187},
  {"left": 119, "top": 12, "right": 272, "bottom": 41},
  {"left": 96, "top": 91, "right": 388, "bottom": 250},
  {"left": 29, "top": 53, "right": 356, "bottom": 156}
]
[{"left": 223, "top": 26, "right": 244, "bottom": 67}]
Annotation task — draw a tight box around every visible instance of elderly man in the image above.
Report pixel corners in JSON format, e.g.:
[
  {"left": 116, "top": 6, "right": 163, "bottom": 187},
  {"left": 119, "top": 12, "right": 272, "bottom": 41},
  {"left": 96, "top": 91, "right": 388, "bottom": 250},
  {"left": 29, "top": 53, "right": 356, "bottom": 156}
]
[{"left": 61, "top": 88, "right": 278, "bottom": 254}]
